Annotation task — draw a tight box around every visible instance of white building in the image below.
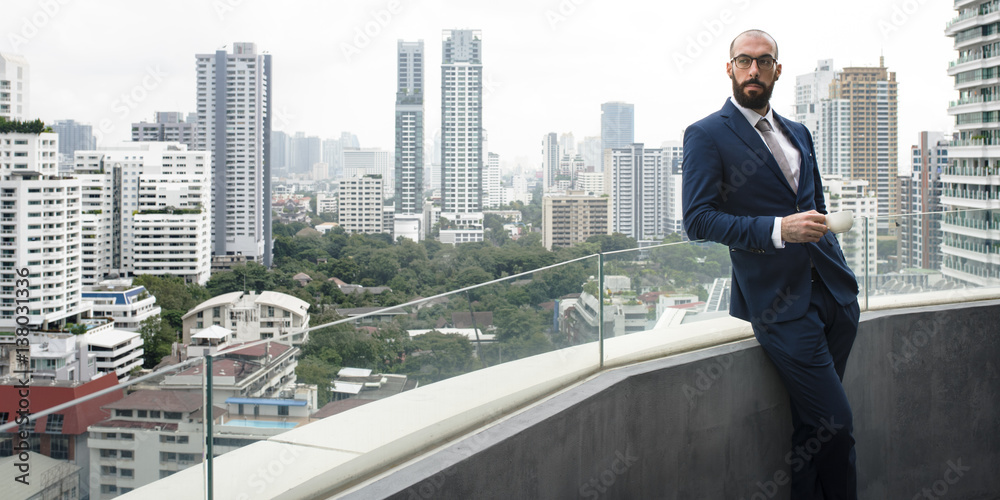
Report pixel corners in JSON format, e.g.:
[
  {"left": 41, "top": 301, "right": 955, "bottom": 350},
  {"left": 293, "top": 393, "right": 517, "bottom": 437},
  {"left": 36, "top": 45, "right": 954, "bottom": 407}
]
[
  {"left": 344, "top": 149, "right": 392, "bottom": 198},
  {"left": 196, "top": 42, "right": 273, "bottom": 266},
  {"left": 0, "top": 53, "right": 29, "bottom": 121},
  {"left": 607, "top": 143, "right": 667, "bottom": 242},
  {"left": 943, "top": 4, "right": 1000, "bottom": 287},
  {"left": 395, "top": 40, "right": 425, "bottom": 220},
  {"left": 578, "top": 136, "right": 602, "bottom": 172},
  {"left": 823, "top": 176, "right": 878, "bottom": 287},
  {"left": 87, "top": 329, "right": 144, "bottom": 381},
  {"left": 542, "top": 132, "right": 559, "bottom": 190},
  {"left": 74, "top": 142, "right": 212, "bottom": 285},
  {"left": 0, "top": 130, "right": 87, "bottom": 332},
  {"left": 27, "top": 319, "right": 142, "bottom": 382},
  {"left": 439, "top": 29, "right": 485, "bottom": 244},
  {"left": 339, "top": 174, "right": 385, "bottom": 235},
  {"left": 180, "top": 290, "right": 310, "bottom": 346},
  {"left": 575, "top": 171, "right": 604, "bottom": 195},
  {"left": 483, "top": 151, "right": 501, "bottom": 209},
  {"left": 82, "top": 279, "right": 162, "bottom": 331},
  {"left": 316, "top": 191, "right": 337, "bottom": 214},
  {"left": 662, "top": 141, "right": 685, "bottom": 236},
  {"left": 794, "top": 60, "right": 854, "bottom": 180}
]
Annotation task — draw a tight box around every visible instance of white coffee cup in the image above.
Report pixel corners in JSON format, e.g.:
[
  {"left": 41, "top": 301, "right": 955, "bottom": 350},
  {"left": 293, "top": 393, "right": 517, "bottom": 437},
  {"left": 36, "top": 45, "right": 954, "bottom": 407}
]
[{"left": 825, "top": 210, "right": 854, "bottom": 234}]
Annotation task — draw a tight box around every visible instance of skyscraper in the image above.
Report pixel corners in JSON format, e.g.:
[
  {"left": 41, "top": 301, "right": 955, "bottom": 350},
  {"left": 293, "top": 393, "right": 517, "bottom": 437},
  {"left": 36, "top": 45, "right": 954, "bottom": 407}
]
[
  {"left": 943, "top": 4, "right": 1000, "bottom": 286},
  {"left": 606, "top": 143, "right": 666, "bottom": 242},
  {"left": 439, "top": 29, "right": 484, "bottom": 244},
  {"left": 541, "top": 132, "right": 559, "bottom": 189},
  {"left": 195, "top": 42, "right": 272, "bottom": 266},
  {"left": 899, "top": 131, "right": 947, "bottom": 272},
  {"left": 51, "top": 119, "right": 96, "bottom": 171},
  {"left": 395, "top": 40, "right": 425, "bottom": 217},
  {"left": 601, "top": 102, "right": 634, "bottom": 169},
  {"left": 131, "top": 112, "right": 196, "bottom": 149},
  {"left": 832, "top": 59, "right": 898, "bottom": 231},
  {"left": 0, "top": 53, "right": 29, "bottom": 121}
]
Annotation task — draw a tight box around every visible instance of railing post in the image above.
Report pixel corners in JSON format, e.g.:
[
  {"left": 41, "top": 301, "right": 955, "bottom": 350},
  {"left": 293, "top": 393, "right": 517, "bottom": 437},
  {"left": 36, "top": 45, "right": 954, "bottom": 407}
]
[
  {"left": 206, "top": 355, "right": 214, "bottom": 500},
  {"left": 863, "top": 216, "right": 870, "bottom": 310},
  {"left": 599, "top": 252, "right": 605, "bottom": 368}
]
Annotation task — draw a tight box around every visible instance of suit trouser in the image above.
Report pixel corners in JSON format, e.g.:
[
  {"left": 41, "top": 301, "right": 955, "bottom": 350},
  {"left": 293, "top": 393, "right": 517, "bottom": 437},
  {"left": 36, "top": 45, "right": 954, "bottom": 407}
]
[{"left": 751, "top": 278, "right": 861, "bottom": 500}]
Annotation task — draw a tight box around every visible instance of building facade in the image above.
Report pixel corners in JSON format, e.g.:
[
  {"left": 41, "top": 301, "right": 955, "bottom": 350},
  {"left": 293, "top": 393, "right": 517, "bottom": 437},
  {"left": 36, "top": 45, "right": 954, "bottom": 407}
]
[
  {"left": 52, "top": 119, "right": 97, "bottom": 172},
  {"left": 607, "top": 143, "right": 666, "bottom": 242},
  {"left": 439, "top": 29, "right": 485, "bottom": 244},
  {"left": 196, "top": 42, "right": 272, "bottom": 266},
  {"left": 822, "top": 176, "right": 878, "bottom": 288},
  {"left": 338, "top": 174, "right": 385, "bottom": 235},
  {"left": 600, "top": 102, "right": 634, "bottom": 169},
  {"left": 131, "top": 112, "right": 197, "bottom": 150},
  {"left": 899, "top": 131, "right": 949, "bottom": 271},
  {"left": 82, "top": 280, "right": 162, "bottom": 331},
  {"left": 0, "top": 53, "right": 29, "bottom": 121},
  {"left": 180, "top": 291, "right": 310, "bottom": 346},
  {"left": 542, "top": 132, "right": 559, "bottom": 190},
  {"left": 542, "top": 191, "right": 610, "bottom": 250},
  {"left": 74, "top": 143, "right": 212, "bottom": 286}
]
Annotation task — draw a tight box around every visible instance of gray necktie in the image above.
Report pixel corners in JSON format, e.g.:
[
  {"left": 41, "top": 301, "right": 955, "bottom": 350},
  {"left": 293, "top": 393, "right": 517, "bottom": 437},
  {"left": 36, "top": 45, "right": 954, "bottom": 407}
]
[{"left": 755, "top": 118, "right": 797, "bottom": 194}]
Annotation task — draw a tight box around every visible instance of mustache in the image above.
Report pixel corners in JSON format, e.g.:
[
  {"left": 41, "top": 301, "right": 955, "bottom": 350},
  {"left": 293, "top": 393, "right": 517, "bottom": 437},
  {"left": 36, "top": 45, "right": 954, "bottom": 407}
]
[{"left": 741, "top": 78, "right": 763, "bottom": 88}]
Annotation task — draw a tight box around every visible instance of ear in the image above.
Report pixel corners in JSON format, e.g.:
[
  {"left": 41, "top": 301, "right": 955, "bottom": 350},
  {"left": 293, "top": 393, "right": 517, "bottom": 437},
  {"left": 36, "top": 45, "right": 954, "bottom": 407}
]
[
  {"left": 726, "top": 60, "right": 733, "bottom": 77},
  {"left": 775, "top": 62, "right": 782, "bottom": 80}
]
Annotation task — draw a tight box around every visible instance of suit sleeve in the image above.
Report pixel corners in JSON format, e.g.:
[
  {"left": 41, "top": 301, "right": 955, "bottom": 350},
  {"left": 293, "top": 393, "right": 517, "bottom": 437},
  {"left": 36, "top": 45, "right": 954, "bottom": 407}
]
[{"left": 682, "top": 123, "right": 777, "bottom": 252}]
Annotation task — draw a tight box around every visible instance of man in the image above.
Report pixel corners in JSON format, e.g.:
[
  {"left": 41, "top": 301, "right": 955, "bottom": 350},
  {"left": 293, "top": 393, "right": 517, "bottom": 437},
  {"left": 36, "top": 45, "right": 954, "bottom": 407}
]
[{"left": 681, "top": 29, "right": 861, "bottom": 499}]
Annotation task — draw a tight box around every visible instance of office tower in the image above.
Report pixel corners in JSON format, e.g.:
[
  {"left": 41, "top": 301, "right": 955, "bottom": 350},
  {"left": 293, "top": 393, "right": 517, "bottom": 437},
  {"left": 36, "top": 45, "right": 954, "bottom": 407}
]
[
  {"left": 823, "top": 176, "right": 878, "bottom": 285},
  {"left": 606, "top": 143, "right": 666, "bottom": 242},
  {"left": 339, "top": 174, "right": 385, "bottom": 234},
  {"left": 579, "top": 136, "right": 602, "bottom": 171},
  {"left": 794, "top": 60, "right": 852, "bottom": 178},
  {"left": 542, "top": 132, "right": 559, "bottom": 189},
  {"left": 0, "top": 130, "right": 87, "bottom": 332},
  {"left": 195, "top": 42, "right": 272, "bottom": 266},
  {"left": 321, "top": 137, "right": 340, "bottom": 179},
  {"left": 483, "top": 151, "right": 501, "bottom": 209},
  {"left": 75, "top": 143, "right": 212, "bottom": 286},
  {"left": 542, "top": 191, "right": 610, "bottom": 250},
  {"left": 944, "top": 4, "right": 1000, "bottom": 286},
  {"left": 832, "top": 58, "right": 898, "bottom": 231},
  {"left": 51, "top": 119, "right": 96, "bottom": 171},
  {"left": 0, "top": 53, "right": 29, "bottom": 121},
  {"left": 131, "top": 112, "right": 198, "bottom": 150},
  {"left": 288, "top": 132, "right": 321, "bottom": 174},
  {"left": 899, "top": 132, "right": 948, "bottom": 271},
  {"left": 601, "top": 102, "right": 634, "bottom": 169},
  {"left": 272, "top": 130, "right": 290, "bottom": 177},
  {"left": 560, "top": 132, "right": 575, "bottom": 157},
  {"left": 794, "top": 60, "right": 837, "bottom": 145},
  {"left": 439, "top": 29, "right": 485, "bottom": 244},
  {"left": 395, "top": 40, "right": 425, "bottom": 221}
]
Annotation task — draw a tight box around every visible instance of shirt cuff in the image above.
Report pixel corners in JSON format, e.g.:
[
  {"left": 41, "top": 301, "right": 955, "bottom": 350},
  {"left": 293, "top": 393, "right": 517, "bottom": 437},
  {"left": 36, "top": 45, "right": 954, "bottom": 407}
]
[{"left": 772, "top": 217, "right": 785, "bottom": 249}]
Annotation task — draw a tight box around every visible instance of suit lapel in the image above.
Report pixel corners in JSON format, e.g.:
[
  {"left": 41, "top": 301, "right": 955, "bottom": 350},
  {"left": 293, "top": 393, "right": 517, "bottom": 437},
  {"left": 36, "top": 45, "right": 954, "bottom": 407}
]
[
  {"left": 720, "top": 100, "right": 796, "bottom": 196},
  {"left": 771, "top": 111, "right": 809, "bottom": 197}
]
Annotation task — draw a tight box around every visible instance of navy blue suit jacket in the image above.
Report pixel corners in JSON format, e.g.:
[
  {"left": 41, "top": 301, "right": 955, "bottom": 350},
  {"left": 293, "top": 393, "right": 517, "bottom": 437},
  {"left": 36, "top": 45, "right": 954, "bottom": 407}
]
[{"left": 682, "top": 100, "right": 859, "bottom": 324}]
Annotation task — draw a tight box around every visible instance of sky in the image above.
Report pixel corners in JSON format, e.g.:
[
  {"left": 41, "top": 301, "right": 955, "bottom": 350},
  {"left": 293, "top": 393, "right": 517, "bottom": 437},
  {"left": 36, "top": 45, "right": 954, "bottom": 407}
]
[{"left": 4, "top": 0, "right": 956, "bottom": 174}]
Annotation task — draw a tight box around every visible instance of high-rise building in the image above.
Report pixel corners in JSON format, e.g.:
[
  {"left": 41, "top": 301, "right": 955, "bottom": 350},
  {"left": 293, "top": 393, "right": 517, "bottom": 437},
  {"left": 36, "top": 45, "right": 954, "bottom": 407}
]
[
  {"left": 483, "top": 152, "right": 501, "bottom": 209},
  {"left": 943, "top": 2, "right": 1000, "bottom": 286},
  {"left": 542, "top": 191, "right": 609, "bottom": 250},
  {"left": 339, "top": 174, "right": 385, "bottom": 235},
  {"left": 344, "top": 148, "right": 392, "bottom": 196},
  {"left": 74, "top": 143, "right": 212, "bottom": 286},
  {"left": 794, "top": 59, "right": 837, "bottom": 145},
  {"left": 394, "top": 40, "right": 425, "bottom": 243},
  {"left": 579, "top": 135, "right": 602, "bottom": 172},
  {"left": 271, "top": 130, "right": 290, "bottom": 177},
  {"left": 899, "top": 131, "right": 948, "bottom": 271},
  {"left": 289, "top": 132, "right": 321, "bottom": 174},
  {"left": 606, "top": 143, "right": 666, "bottom": 242},
  {"left": 541, "top": 132, "right": 559, "bottom": 189},
  {"left": 662, "top": 141, "right": 685, "bottom": 236},
  {"left": 559, "top": 132, "right": 575, "bottom": 157},
  {"left": 51, "top": 119, "right": 96, "bottom": 171},
  {"left": 0, "top": 130, "right": 87, "bottom": 332},
  {"left": 440, "top": 29, "right": 485, "bottom": 244},
  {"left": 794, "top": 60, "right": 853, "bottom": 179},
  {"left": 601, "top": 102, "right": 634, "bottom": 169},
  {"left": 131, "top": 112, "right": 197, "bottom": 149},
  {"left": 0, "top": 53, "right": 29, "bottom": 121},
  {"left": 831, "top": 58, "right": 898, "bottom": 231},
  {"left": 823, "top": 176, "right": 878, "bottom": 286},
  {"left": 195, "top": 42, "right": 272, "bottom": 266}
]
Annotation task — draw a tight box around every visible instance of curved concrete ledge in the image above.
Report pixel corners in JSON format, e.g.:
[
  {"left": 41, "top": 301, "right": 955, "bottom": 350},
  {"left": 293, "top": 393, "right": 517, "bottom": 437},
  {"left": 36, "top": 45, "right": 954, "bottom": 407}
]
[{"left": 126, "top": 290, "right": 1000, "bottom": 499}]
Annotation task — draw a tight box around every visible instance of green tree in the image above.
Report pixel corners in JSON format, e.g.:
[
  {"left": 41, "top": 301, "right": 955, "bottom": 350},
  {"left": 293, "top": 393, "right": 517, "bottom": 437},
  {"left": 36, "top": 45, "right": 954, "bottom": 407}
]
[{"left": 138, "top": 316, "right": 176, "bottom": 369}]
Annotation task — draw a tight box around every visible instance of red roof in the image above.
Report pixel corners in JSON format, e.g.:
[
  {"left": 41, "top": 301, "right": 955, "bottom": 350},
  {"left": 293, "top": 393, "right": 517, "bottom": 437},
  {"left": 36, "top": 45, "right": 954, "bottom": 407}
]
[
  {"left": 103, "top": 390, "right": 204, "bottom": 412},
  {"left": 667, "top": 301, "right": 706, "bottom": 310},
  {"left": 220, "top": 341, "right": 292, "bottom": 358},
  {"left": 90, "top": 420, "right": 179, "bottom": 431},
  {"left": 0, "top": 374, "right": 123, "bottom": 435}
]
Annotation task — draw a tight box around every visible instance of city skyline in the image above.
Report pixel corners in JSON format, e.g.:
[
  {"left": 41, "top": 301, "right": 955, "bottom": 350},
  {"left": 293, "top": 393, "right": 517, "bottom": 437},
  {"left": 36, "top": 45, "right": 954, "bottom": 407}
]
[{"left": 4, "top": 0, "right": 953, "bottom": 174}]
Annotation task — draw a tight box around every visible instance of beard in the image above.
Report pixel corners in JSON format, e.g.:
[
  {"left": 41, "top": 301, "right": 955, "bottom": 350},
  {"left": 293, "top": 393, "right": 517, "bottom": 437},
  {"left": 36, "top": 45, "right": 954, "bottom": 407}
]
[{"left": 730, "top": 72, "right": 774, "bottom": 110}]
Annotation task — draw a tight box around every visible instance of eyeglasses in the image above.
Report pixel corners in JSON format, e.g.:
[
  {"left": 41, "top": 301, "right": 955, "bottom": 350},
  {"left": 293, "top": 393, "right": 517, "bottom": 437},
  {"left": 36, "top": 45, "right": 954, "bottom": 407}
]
[{"left": 731, "top": 55, "right": 776, "bottom": 70}]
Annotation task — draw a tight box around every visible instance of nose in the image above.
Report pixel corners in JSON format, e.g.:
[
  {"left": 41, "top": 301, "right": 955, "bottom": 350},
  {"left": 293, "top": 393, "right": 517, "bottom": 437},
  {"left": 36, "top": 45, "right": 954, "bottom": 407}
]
[{"left": 747, "top": 59, "right": 761, "bottom": 77}]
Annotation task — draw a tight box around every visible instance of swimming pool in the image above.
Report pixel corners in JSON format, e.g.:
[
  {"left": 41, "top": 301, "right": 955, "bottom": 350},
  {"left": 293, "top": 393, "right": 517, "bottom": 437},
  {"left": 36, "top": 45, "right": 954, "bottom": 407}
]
[{"left": 221, "top": 420, "right": 298, "bottom": 429}]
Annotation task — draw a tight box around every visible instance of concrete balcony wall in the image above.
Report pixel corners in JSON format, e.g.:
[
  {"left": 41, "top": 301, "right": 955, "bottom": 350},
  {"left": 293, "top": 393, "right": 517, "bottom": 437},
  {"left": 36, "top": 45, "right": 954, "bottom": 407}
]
[{"left": 344, "top": 300, "right": 1000, "bottom": 499}]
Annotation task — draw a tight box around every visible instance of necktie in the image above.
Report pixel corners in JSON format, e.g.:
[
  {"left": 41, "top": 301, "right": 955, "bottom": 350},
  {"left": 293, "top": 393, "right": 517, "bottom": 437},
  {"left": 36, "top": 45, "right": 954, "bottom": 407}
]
[{"left": 755, "top": 118, "right": 797, "bottom": 194}]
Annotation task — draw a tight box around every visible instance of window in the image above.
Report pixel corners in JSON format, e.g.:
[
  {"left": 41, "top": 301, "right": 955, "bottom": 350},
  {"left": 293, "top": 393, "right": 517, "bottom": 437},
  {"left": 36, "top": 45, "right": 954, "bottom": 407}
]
[
  {"left": 120, "top": 468, "right": 134, "bottom": 478},
  {"left": 101, "top": 465, "right": 117, "bottom": 476},
  {"left": 120, "top": 450, "right": 133, "bottom": 459},
  {"left": 45, "top": 414, "right": 64, "bottom": 433},
  {"left": 0, "top": 412, "right": 7, "bottom": 425},
  {"left": 99, "top": 449, "right": 118, "bottom": 458},
  {"left": 179, "top": 453, "right": 196, "bottom": 463},
  {"left": 115, "top": 409, "right": 133, "bottom": 417},
  {"left": 150, "top": 410, "right": 161, "bottom": 418},
  {"left": 50, "top": 436, "right": 69, "bottom": 460},
  {"left": 120, "top": 433, "right": 134, "bottom": 440},
  {"left": 137, "top": 410, "right": 147, "bottom": 418},
  {"left": 100, "top": 485, "right": 117, "bottom": 494},
  {"left": 164, "top": 412, "right": 182, "bottom": 420},
  {"left": 178, "top": 435, "right": 189, "bottom": 444},
  {"left": 278, "top": 406, "right": 289, "bottom": 416},
  {"left": 160, "top": 452, "right": 176, "bottom": 462},
  {"left": 160, "top": 435, "right": 176, "bottom": 443},
  {"left": 159, "top": 470, "right": 176, "bottom": 479}
]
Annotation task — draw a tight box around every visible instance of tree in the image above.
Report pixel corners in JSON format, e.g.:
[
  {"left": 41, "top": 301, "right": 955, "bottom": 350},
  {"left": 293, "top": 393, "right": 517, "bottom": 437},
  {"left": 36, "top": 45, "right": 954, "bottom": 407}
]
[{"left": 138, "top": 316, "right": 177, "bottom": 369}]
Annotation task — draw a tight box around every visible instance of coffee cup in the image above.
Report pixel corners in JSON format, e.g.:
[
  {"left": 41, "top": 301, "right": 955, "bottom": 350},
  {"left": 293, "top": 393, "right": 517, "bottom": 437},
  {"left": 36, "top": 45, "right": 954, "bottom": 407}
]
[{"left": 825, "top": 210, "right": 854, "bottom": 234}]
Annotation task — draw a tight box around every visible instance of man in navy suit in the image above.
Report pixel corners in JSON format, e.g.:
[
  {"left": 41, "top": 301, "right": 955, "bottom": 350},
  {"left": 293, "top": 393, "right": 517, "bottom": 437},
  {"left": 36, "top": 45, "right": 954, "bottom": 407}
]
[{"left": 682, "top": 29, "right": 861, "bottom": 499}]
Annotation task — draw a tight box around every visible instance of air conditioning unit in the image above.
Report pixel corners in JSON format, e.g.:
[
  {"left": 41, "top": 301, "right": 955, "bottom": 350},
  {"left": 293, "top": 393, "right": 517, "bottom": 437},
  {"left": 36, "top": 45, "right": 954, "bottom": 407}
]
[{"left": 153, "top": 426, "right": 161, "bottom": 431}]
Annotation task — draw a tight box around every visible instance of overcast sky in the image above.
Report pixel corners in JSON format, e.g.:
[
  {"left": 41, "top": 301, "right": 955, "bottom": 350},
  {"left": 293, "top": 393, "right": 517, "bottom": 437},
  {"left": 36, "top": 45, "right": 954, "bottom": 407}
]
[{"left": 5, "top": 0, "right": 955, "bottom": 173}]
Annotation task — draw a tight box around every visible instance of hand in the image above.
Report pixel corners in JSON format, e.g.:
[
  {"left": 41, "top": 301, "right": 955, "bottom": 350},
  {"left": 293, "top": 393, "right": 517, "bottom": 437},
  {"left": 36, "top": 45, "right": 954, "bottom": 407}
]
[{"left": 781, "top": 210, "right": 828, "bottom": 243}]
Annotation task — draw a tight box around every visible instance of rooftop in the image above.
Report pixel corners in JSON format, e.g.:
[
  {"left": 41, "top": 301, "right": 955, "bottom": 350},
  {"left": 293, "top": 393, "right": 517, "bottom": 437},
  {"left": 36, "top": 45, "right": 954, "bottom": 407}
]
[{"left": 103, "top": 389, "right": 204, "bottom": 413}]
